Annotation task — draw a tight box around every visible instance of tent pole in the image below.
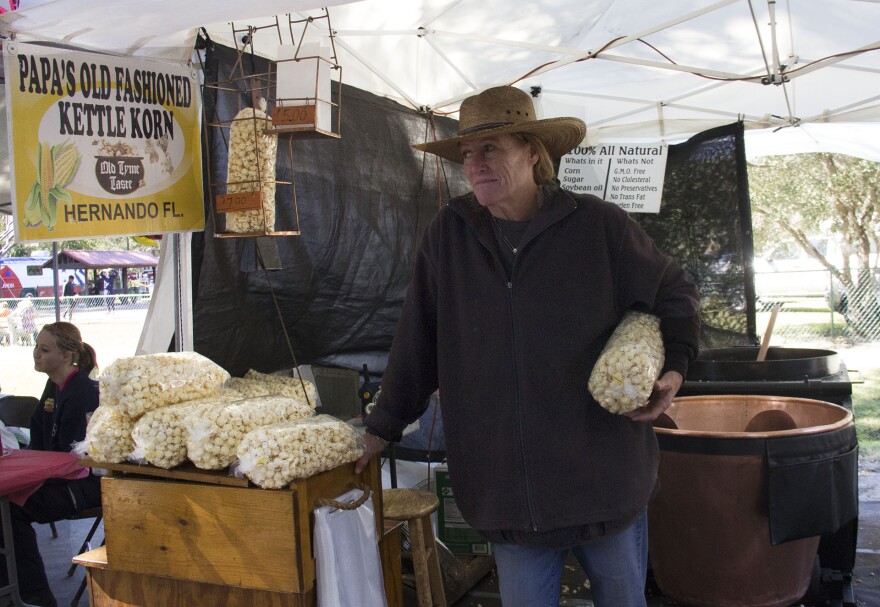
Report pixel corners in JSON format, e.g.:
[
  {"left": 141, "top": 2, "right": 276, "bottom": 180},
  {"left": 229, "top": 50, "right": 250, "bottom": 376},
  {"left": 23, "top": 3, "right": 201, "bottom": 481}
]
[
  {"left": 423, "top": 36, "right": 477, "bottom": 90},
  {"left": 420, "top": 0, "right": 466, "bottom": 27},
  {"left": 768, "top": 0, "right": 782, "bottom": 84},
  {"left": 427, "top": 0, "right": 740, "bottom": 110},
  {"left": 173, "top": 234, "right": 181, "bottom": 351},
  {"left": 52, "top": 241, "right": 60, "bottom": 322},
  {"left": 171, "top": 232, "right": 194, "bottom": 352},
  {"left": 332, "top": 37, "right": 420, "bottom": 108}
]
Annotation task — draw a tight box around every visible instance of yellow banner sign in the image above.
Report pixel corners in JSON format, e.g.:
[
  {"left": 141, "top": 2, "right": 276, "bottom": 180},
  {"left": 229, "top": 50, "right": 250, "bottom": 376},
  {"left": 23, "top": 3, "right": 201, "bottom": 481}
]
[{"left": 4, "top": 42, "right": 205, "bottom": 242}]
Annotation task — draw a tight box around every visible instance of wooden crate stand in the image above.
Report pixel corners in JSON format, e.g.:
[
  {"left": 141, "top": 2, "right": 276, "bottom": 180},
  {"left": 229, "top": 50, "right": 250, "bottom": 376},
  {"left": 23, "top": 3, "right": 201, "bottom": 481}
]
[{"left": 77, "top": 458, "right": 389, "bottom": 606}]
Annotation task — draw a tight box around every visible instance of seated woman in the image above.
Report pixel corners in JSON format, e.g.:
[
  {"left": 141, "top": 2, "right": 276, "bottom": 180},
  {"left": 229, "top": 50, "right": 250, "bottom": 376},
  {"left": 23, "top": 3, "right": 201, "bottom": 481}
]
[{"left": 3, "top": 322, "right": 100, "bottom": 607}]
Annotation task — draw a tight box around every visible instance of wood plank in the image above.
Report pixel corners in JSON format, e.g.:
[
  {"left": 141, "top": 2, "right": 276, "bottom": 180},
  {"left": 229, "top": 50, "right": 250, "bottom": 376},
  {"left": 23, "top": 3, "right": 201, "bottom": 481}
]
[
  {"left": 102, "top": 477, "right": 303, "bottom": 593},
  {"left": 72, "top": 545, "right": 108, "bottom": 569},
  {"left": 380, "top": 521, "right": 403, "bottom": 607},
  {"left": 85, "top": 567, "right": 315, "bottom": 607},
  {"left": 215, "top": 191, "right": 263, "bottom": 213},
  {"left": 80, "top": 458, "right": 250, "bottom": 487},
  {"left": 273, "top": 105, "right": 317, "bottom": 128}
]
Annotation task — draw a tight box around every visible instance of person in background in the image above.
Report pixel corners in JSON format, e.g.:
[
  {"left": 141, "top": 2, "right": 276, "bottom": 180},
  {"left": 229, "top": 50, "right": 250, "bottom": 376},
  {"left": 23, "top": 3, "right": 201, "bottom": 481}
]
[
  {"left": 95, "top": 271, "right": 109, "bottom": 312},
  {"left": 0, "top": 322, "right": 100, "bottom": 607},
  {"left": 10, "top": 299, "right": 38, "bottom": 346},
  {"left": 356, "top": 86, "right": 700, "bottom": 606},
  {"left": 106, "top": 269, "right": 118, "bottom": 313},
  {"left": 0, "top": 301, "right": 11, "bottom": 346},
  {"left": 63, "top": 275, "right": 77, "bottom": 321}
]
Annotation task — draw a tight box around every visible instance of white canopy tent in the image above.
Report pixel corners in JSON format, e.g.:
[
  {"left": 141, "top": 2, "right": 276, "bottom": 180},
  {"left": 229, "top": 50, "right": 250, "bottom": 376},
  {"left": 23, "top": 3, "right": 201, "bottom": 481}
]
[
  {"left": 2, "top": 0, "right": 879, "bottom": 353},
  {"left": 3, "top": 0, "right": 880, "bottom": 159}
]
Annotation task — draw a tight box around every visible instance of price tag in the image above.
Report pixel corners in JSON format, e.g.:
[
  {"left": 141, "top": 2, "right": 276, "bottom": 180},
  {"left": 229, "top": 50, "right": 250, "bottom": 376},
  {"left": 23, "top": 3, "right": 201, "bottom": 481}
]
[
  {"left": 273, "top": 105, "right": 316, "bottom": 127},
  {"left": 215, "top": 191, "right": 262, "bottom": 213}
]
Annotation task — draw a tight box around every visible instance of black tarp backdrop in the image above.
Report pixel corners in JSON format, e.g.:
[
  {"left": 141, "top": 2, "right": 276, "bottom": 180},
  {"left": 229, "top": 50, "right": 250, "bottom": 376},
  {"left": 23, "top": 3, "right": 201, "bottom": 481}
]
[
  {"left": 193, "top": 43, "right": 468, "bottom": 376},
  {"left": 635, "top": 122, "right": 757, "bottom": 348},
  {"left": 192, "top": 43, "right": 754, "bottom": 376}
]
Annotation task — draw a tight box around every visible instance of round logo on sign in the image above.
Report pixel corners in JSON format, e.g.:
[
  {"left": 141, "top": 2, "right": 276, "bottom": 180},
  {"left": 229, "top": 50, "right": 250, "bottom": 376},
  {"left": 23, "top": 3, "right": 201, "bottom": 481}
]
[{"left": 94, "top": 155, "right": 144, "bottom": 195}]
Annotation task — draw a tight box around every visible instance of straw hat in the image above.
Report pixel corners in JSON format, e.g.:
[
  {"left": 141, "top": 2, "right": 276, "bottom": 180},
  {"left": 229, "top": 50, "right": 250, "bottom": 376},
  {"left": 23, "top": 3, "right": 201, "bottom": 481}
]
[{"left": 413, "top": 86, "right": 586, "bottom": 164}]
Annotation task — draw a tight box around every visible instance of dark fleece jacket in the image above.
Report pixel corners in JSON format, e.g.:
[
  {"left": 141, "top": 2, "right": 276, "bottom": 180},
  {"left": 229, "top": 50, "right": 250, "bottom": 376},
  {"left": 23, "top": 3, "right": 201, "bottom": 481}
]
[{"left": 367, "top": 187, "right": 700, "bottom": 537}]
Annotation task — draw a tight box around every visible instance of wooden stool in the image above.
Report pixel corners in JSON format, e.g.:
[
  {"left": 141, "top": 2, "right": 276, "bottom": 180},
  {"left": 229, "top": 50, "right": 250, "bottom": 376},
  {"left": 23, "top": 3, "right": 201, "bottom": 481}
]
[{"left": 382, "top": 488, "right": 447, "bottom": 607}]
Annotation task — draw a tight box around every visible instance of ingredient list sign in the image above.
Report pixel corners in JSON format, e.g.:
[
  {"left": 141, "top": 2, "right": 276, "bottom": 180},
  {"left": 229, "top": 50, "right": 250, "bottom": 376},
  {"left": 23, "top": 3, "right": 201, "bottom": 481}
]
[
  {"left": 558, "top": 144, "right": 668, "bottom": 213},
  {"left": 4, "top": 42, "right": 204, "bottom": 243}
]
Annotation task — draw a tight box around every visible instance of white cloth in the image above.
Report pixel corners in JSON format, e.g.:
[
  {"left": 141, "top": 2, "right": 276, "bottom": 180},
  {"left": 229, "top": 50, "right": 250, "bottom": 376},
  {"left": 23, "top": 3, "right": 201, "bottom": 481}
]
[{"left": 0, "top": 421, "right": 21, "bottom": 450}]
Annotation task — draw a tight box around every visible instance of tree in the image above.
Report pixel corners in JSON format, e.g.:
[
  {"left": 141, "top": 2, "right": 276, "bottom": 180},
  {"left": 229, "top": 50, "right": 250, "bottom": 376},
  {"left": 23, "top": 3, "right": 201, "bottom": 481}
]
[
  {"left": 749, "top": 153, "right": 880, "bottom": 334},
  {"left": 5, "top": 236, "right": 154, "bottom": 257}
]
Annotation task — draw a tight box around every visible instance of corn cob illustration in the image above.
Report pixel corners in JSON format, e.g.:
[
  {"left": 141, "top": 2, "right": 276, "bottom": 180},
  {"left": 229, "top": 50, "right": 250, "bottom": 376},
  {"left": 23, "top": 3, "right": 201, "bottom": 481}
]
[
  {"left": 24, "top": 141, "right": 81, "bottom": 230},
  {"left": 53, "top": 143, "right": 82, "bottom": 188}
]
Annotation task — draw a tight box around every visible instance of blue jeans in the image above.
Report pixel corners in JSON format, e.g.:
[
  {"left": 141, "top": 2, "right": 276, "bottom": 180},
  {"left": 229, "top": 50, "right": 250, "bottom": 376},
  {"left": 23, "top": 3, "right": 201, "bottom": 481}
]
[{"left": 493, "top": 508, "right": 648, "bottom": 607}]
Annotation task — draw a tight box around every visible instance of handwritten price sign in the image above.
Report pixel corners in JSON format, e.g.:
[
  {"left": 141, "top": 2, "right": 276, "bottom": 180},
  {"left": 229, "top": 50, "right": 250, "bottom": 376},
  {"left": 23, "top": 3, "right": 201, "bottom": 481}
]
[
  {"left": 272, "top": 105, "right": 316, "bottom": 128},
  {"left": 215, "top": 191, "right": 262, "bottom": 213}
]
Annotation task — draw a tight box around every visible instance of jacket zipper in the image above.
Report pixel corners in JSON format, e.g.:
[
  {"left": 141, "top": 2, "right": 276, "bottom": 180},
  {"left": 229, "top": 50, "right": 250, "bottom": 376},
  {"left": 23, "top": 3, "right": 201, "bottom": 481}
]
[
  {"left": 478, "top": 227, "right": 540, "bottom": 532},
  {"left": 456, "top": 198, "right": 578, "bottom": 532},
  {"left": 504, "top": 263, "right": 539, "bottom": 532}
]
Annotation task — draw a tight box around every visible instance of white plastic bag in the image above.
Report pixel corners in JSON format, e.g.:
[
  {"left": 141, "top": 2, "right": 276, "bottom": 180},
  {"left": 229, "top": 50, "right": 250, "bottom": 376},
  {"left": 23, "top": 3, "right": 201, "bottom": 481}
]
[
  {"left": 314, "top": 487, "right": 388, "bottom": 607},
  {"left": 1, "top": 421, "right": 20, "bottom": 450}
]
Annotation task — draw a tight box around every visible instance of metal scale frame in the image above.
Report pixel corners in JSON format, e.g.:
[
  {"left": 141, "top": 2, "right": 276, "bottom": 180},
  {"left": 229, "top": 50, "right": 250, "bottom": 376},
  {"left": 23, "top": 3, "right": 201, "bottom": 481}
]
[{"left": 202, "top": 10, "right": 342, "bottom": 238}]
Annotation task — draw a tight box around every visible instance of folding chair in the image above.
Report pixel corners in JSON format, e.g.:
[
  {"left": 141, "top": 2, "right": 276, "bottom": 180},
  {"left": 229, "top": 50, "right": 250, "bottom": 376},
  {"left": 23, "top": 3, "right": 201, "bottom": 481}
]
[
  {"left": 45, "top": 507, "right": 103, "bottom": 607},
  {"left": 64, "top": 508, "right": 103, "bottom": 607},
  {"left": 0, "top": 395, "right": 39, "bottom": 430}
]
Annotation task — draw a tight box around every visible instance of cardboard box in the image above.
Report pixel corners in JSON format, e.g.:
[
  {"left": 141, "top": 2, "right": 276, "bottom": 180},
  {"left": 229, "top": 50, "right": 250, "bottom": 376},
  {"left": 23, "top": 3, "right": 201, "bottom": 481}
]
[{"left": 434, "top": 464, "right": 492, "bottom": 555}]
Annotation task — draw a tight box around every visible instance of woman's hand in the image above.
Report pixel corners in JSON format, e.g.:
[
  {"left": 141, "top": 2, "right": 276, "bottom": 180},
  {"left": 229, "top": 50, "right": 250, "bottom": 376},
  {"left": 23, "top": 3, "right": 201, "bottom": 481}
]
[
  {"left": 624, "top": 370, "right": 683, "bottom": 422},
  {"left": 355, "top": 432, "right": 388, "bottom": 474}
]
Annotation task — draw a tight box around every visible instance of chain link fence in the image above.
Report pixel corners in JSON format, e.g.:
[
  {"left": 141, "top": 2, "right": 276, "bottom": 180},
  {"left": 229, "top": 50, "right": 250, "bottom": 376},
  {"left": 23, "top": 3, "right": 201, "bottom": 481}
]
[
  {"left": 1, "top": 294, "right": 151, "bottom": 346},
  {"left": 755, "top": 268, "right": 880, "bottom": 347}
]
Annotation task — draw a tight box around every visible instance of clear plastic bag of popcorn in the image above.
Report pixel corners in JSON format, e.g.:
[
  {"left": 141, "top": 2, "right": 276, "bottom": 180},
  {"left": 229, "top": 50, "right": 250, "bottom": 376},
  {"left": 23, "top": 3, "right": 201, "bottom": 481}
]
[
  {"left": 234, "top": 415, "right": 364, "bottom": 488},
  {"left": 186, "top": 395, "right": 314, "bottom": 470},
  {"left": 225, "top": 369, "right": 317, "bottom": 407},
  {"left": 73, "top": 405, "right": 136, "bottom": 464},
  {"left": 99, "top": 351, "right": 230, "bottom": 418},
  {"left": 129, "top": 394, "right": 239, "bottom": 469},
  {"left": 224, "top": 107, "right": 277, "bottom": 233},
  {"left": 588, "top": 311, "right": 665, "bottom": 414}
]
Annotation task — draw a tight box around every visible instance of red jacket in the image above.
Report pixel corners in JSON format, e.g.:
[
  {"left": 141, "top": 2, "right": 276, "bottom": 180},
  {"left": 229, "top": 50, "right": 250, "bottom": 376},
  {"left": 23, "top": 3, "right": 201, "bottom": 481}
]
[{"left": 367, "top": 187, "right": 700, "bottom": 537}]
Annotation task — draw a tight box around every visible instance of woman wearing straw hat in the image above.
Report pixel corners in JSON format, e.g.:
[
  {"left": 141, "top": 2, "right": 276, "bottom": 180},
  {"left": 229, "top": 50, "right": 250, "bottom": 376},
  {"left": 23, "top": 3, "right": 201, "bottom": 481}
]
[{"left": 356, "top": 86, "right": 700, "bottom": 607}]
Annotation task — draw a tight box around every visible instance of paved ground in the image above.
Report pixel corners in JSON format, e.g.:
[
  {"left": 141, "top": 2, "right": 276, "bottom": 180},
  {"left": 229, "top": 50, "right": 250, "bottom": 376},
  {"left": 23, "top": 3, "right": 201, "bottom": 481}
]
[{"left": 27, "top": 488, "right": 880, "bottom": 607}]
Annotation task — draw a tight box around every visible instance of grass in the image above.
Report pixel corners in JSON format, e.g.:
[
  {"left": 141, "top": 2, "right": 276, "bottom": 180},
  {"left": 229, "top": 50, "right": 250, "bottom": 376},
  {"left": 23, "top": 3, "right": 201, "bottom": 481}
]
[
  {"left": 854, "top": 367, "right": 880, "bottom": 463},
  {"left": 756, "top": 305, "right": 879, "bottom": 463}
]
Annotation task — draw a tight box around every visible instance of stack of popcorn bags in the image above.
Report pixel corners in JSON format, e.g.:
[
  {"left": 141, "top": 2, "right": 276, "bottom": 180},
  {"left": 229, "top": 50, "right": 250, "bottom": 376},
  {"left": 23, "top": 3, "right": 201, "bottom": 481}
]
[{"left": 75, "top": 352, "right": 363, "bottom": 488}]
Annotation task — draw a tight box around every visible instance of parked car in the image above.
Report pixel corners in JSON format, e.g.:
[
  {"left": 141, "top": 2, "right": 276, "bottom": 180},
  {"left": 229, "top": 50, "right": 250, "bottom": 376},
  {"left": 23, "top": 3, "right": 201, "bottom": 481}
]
[{"left": 0, "top": 256, "right": 86, "bottom": 298}]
